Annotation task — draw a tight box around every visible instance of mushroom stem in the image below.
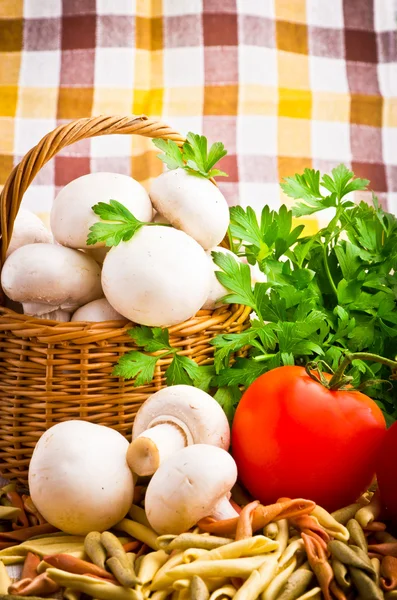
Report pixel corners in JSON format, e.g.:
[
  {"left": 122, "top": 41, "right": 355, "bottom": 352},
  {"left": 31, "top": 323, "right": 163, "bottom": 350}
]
[
  {"left": 23, "top": 302, "right": 71, "bottom": 321},
  {"left": 127, "top": 423, "right": 189, "bottom": 477},
  {"left": 210, "top": 496, "right": 239, "bottom": 521}
]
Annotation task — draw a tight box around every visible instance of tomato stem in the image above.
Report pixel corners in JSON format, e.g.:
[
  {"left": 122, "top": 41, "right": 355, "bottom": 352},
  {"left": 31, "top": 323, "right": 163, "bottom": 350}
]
[{"left": 328, "top": 352, "right": 397, "bottom": 391}]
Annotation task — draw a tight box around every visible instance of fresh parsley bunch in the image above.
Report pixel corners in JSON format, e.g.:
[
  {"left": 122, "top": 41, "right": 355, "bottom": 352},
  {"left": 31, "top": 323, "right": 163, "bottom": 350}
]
[{"left": 209, "top": 165, "right": 397, "bottom": 422}]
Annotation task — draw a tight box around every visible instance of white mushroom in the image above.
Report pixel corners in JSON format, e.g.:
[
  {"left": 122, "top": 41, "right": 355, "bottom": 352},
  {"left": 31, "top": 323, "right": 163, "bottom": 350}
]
[
  {"left": 127, "top": 385, "right": 230, "bottom": 477},
  {"left": 6, "top": 208, "right": 52, "bottom": 258},
  {"left": 145, "top": 444, "right": 238, "bottom": 535},
  {"left": 101, "top": 226, "right": 211, "bottom": 327},
  {"left": 1, "top": 243, "right": 102, "bottom": 321},
  {"left": 202, "top": 246, "right": 238, "bottom": 310},
  {"left": 242, "top": 259, "right": 267, "bottom": 285},
  {"left": 71, "top": 298, "right": 125, "bottom": 322},
  {"left": 29, "top": 420, "right": 134, "bottom": 535},
  {"left": 50, "top": 172, "right": 153, "bottom": 250},
  {"left": 149, "top": 169, "right": 230, "bottom": 250}
]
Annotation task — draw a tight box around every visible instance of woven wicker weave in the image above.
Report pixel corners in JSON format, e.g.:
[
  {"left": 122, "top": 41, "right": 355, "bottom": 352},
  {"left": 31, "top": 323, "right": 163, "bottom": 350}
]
[{"left": 0, "top": 115, "right": 250, "bottom": 484}]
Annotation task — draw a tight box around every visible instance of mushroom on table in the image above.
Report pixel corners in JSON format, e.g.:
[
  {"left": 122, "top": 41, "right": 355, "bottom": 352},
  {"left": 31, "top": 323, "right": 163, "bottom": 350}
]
[
  {"left": 145, "top": 444, "right": 239, "bottom": 535},
  {"left": 127, "top": 385, "right": 230, "bottom": 477},
  {"left": 28, "top": 421, "right": 134, "bottom": 535}
]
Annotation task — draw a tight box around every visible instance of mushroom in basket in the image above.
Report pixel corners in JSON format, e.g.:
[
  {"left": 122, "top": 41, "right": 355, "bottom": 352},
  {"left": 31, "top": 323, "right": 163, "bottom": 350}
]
[{"left": 1, "top": 243, "right": 102, "bottom": 321}]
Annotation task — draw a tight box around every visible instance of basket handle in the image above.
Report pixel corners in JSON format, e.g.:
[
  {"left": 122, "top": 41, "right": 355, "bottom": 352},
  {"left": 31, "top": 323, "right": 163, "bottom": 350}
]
[{"left": 0, "top": 114, "right": 185, "bottom": 268}]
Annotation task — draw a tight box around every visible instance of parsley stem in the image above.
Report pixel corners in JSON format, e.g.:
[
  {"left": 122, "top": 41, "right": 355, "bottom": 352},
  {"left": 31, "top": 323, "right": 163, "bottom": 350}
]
[
  {"left": 227, "top": 228, "right": 236, "bottom": 254},
  {"left": 322, "top": 244, "right": 338, "bottom": 297},
  {"left": 253, "top": 353, "right": 276, "bottom": 362},
  {"left": 146, "top": 222, "right": 172, "bottom": 228}
]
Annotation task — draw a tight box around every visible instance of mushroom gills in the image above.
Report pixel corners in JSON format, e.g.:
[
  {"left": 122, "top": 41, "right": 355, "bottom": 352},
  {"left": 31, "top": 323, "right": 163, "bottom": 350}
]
[{"left": 23, "top": 302, "right": 71, "bottom": 322}]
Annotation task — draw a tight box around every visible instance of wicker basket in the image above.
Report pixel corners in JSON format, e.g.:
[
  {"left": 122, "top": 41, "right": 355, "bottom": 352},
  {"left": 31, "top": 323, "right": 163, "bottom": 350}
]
[{"left": 0, "top": 115, "right": 250, "bottom": 484}]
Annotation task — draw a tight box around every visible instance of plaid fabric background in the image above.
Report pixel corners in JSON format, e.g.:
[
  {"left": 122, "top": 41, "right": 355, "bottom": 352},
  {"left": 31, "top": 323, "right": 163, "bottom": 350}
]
[{"left": 0, "top": 0, "right": 396, "bottom": 233}]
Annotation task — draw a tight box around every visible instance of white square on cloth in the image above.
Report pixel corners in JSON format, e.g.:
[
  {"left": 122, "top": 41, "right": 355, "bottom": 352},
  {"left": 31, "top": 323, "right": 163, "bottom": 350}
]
[
  {"left": 306, "top": 0, "right": 344, "bottom": 28},
  {"left": 94, "top": 48, "right": 135, "bottom": 88},
  {"left": 239, "top": 46, "right": 277, "bottom": 87},
  {"left": 237, "top": 116, "right": 277, "bottom": 156},
  {"left": 309, "top": 56, "right": 349, "bottom": 93},
  {"left": 164, "top": 47, "right": 204, "bottom": 87},
  {"left": 23, "top": 0, "right": 62, "bottom": 18},
  {"left": 19, "top": 51, "right": 61, "bottom": 88},
  {"left": 311, "top": 121, "right": 351, "bottom": 161},
  {"left": 97, "top": 0, "right": 137, "bottom": 15}
]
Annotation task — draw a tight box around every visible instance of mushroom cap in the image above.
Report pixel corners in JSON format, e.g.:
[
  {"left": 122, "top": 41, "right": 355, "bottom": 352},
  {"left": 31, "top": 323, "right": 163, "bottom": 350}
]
[
  {"left": 149, "top": 169, "right": 230, "bottom": 250},
  {"left": 28, "top": 420, "right": 134, "bottom": 535},
  {"left": 50, "top": 172, "right": 153, "bottom": 249},
  {"left": 132, "top": 385, "right": 230, "bottom": 450},
  {"left": 1, "top": 243, "right": 102, "bottom": 310},
  {"left": 145, "top": 444, "right": 238, "bottom": 534},
  {"left": 101, "top": 226, "right": 211, "bottom": 327},
  {"left": 202, "top": 247, "right": 238, "bottom": 310},
  {"left": 6, "top": 209, "right": 53, "bottom": 258},
  {"left": 71, "top": 298, "right": 126, "bottom": 322}
]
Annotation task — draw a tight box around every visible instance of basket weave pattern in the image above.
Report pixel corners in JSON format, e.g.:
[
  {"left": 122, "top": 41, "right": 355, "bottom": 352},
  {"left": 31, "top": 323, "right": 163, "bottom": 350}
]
[{"left": 0, "top": 115, "right": 250, "bottom": 483}]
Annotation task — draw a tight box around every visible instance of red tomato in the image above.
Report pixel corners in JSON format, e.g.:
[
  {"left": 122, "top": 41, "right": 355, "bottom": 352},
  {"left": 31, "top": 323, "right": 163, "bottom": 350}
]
[
  {"left": 231, "top": 365, "right": 386, "bottom": 512},
  {"left": 376, "top": 421, "right": 397, "bottom": 522}
]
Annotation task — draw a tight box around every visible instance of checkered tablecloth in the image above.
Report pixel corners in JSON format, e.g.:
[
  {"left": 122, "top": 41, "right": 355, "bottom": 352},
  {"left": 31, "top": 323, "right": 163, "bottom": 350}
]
[{"left": 0, "top": 0, "right": 396, "bottom": 233}]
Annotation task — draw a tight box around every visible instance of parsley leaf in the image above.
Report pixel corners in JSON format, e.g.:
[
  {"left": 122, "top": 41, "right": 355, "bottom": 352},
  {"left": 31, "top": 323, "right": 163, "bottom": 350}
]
[
  {"left": 191, "top": 365, "right": 216, "bottom": 392},
  {"left": 127, "top": 326, "right": 172, "bottom": 353},
  {"left": 87, "top": 199, "right": 168, "bottom": 247},
  {"left": 112, "top": 352, "right": 159, "bottom": 386},
  {"left": 322, "top": 164, "right": 369, "bottom": 200},
  {"left": 152, "top": 132, "right": 228, "bottom": 179},
  {"left": 281, "top": 168, "right": 334, "bottom": 217},
  {"left": 334, "top": 243, "right": 362, "bottom": 281},
  {"left": 165, "top": 354, "right": 200, "bottom": 386},
  {"left": 211, "top": 329, "right": 264, "bottom": 373},
  {"left": 229, "top": 205, "right": 304, "bottom": 262},
  {"left": 87, "top": 200, "right": 145, "bottom": 246},
  {"left": 114, "top": 325, "right": 210, "bottom": 388},
  {"left": 214, "top": 386, "right": 242, "bottom": 424},
  {"left": 212, "top": 251, "right": 260, "bottom": 313},
  {"left": 215, "top": 358, "right": 267, "bottom": 387},
  {"left": 183, "top": 133, "right": 228, "bottom": 178},
  {"left": 152, "top": 138, "right": 185, "bottom": 170},
  {"left": 281, "top": 164, "right": 368, "bottom": 218}
]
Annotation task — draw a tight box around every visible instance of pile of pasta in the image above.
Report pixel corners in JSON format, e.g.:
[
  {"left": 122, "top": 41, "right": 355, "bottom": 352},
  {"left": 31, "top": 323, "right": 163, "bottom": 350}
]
[{"left": 0, "top": 483, "right": 393, "bottom": 600}]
